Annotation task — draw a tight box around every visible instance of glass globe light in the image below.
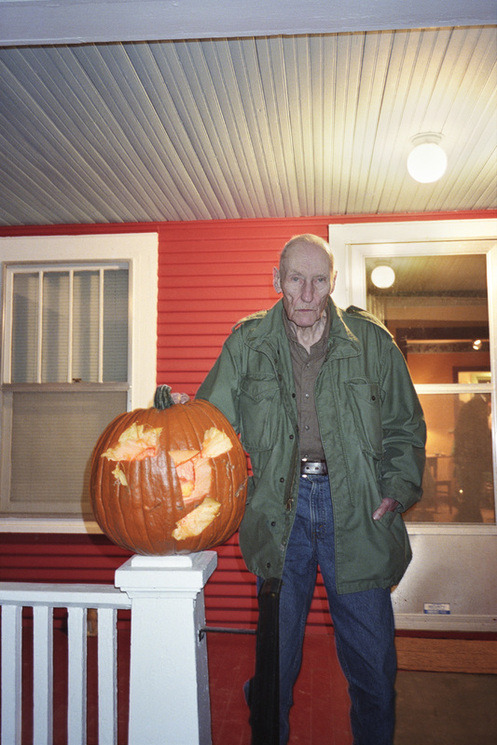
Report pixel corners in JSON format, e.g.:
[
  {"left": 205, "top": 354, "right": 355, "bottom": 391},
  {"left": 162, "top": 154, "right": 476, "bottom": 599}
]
[
  {"left": 371, "top": 265, "right": 395, "bottom": 289},
  {"left": 407, "top": 134, "right": 447, "bottom": 184}
]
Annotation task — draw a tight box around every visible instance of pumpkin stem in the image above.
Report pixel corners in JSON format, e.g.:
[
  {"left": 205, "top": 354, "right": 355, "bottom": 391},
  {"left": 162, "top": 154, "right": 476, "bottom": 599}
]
[{"left": 154, "top": 384, "right": 175, "bottom": 410}]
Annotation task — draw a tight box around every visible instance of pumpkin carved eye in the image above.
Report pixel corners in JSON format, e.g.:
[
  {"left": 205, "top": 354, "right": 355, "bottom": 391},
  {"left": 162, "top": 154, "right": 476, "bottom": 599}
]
[
  {"left": 90, "top": 385, "right": 248, "bottom": 556},
  {"left": 101, "top": 423, "right": 163, "bottom": 462}
]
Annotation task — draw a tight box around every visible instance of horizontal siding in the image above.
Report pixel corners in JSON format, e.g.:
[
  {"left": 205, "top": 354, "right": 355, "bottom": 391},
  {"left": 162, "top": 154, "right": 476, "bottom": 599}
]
[
  {"left": 0, "top": 211, "right": 491, "bottom": 632},
  {"left": 0, "top": 531, "right": 328, "bottom": 630},
  {"left": 156, "top": 217, "right": 329, "bottom": 396},
  {"left": 0, "top": 534, "right": 131, "bottom": 584}
]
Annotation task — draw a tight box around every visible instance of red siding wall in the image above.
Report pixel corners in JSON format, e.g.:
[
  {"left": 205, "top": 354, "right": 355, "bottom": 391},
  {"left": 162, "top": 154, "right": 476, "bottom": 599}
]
[{"left": 0, "top": 211, "right": 492, "bottom": 632}]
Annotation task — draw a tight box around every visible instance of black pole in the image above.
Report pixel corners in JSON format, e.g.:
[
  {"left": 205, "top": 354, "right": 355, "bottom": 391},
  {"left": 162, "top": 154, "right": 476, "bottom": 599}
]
[{"left": 249, "top": 577, "right": 282, "bottom": 745}]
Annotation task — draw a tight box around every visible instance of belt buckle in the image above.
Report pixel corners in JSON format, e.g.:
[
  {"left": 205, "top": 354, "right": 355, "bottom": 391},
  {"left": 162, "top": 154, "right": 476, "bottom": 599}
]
[{"left": 301, "top": 459, "right": 327, "bottom": 476}]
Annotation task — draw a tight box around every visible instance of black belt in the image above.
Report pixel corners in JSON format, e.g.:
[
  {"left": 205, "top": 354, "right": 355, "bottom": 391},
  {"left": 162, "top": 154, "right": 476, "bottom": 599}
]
[{"left": 300, "top": 459, "right": 328, "bottom": 475}]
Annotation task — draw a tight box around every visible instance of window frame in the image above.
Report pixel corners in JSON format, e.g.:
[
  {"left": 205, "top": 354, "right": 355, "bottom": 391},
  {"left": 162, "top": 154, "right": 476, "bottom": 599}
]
[{"left": 0, "top": 233, "right": 158, "bottom": 533}]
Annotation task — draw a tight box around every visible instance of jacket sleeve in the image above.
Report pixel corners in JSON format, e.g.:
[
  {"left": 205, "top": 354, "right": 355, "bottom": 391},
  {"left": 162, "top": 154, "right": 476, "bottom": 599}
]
[
  {"left": 379, "top": 341, "right": 426, "bottom": 511},
  {"left": 196, "top": 334, "right": 241, "bottom": 434}
]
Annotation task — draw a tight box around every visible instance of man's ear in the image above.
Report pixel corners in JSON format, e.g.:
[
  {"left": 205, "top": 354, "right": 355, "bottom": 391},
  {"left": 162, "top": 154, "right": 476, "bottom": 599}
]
[
  {"left": 273, "top": 266, "right": 282, "bottom": 293},
  {"left": 330, "top": 270, "right": 338, "bottom": 294}
]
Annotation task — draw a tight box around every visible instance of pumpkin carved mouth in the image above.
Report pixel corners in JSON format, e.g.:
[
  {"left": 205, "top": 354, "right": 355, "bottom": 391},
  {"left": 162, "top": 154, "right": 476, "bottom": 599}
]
[
  {"left": 172, "top": 497, "right": 221, "bottom": 541},
  {"left": 168, "top": 427, "right": 233, "bottom": 539}
]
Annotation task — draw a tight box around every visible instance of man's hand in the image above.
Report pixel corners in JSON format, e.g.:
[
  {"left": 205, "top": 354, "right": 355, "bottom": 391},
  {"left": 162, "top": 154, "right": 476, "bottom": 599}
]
[
  {"left": 171, "top": 392, "right": 190, "bottom": 404},
  {"left": 372, "top": 497, "right": 399, "bottom": 521}
]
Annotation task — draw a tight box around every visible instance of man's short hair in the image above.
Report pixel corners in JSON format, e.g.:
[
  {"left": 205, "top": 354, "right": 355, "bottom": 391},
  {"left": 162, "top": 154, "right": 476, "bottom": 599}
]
[{"left": 280, "top": 234, "right": 334, "bottom": 274}]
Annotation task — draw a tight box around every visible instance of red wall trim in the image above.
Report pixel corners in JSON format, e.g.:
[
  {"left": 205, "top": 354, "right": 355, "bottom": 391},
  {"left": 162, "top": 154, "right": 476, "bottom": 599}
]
[{"left": 0, "top": 209, "right": 495, "bottom": 239}]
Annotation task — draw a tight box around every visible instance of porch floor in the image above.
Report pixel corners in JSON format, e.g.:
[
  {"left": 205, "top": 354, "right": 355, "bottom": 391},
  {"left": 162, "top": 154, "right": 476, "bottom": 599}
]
[
  {"left": 16, "top": 624, "right": 497, "bottom": 743},
  {"left": 207, "top": 632, "right": 497, "bottom": 745}
]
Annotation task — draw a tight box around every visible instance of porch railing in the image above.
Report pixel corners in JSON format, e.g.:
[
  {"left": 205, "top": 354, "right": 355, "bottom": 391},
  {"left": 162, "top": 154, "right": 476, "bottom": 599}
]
[{"left": 0, "top": 552, "right": 217, "bottom": 745}]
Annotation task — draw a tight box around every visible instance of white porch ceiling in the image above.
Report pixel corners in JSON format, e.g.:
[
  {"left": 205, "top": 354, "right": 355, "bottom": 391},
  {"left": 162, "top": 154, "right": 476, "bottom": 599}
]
[{"left": 0, "top": 2, "right": 495, "bottom": 225}]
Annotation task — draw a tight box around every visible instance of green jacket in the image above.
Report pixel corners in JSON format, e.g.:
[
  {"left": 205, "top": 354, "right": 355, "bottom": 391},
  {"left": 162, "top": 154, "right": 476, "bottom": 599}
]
[{"left": 196, "top": 299, "right": 426, "bottom": 594}]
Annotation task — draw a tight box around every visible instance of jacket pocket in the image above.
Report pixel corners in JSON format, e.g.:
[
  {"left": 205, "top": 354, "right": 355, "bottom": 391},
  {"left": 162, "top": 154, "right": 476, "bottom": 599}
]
[
  {"left": 345, "top": 378, "right": 383, "bottom": 458},
  {"left": 239, "top": 375, "right": 280, "bottom": 451}
]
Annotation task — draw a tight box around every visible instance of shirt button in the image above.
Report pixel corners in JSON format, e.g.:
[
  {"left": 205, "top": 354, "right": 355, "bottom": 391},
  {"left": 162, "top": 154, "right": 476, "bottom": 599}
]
[
  {"left": 305, "top": 393, "right": 310, "bottom": 398},
  {"left": 305, "top": 425, "right": 310, "bottom": 431}
]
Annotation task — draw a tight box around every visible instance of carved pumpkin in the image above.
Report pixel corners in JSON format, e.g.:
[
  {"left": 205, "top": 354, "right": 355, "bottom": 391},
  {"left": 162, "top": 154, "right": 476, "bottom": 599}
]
[{"left": 90, "top": 385, "right": 248, "bottom": 555}]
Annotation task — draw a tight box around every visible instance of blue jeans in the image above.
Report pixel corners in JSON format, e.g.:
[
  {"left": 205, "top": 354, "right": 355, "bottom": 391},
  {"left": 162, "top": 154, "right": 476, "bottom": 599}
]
[{"left": 278, "top": 475, "right": 396, "bottom": 745}]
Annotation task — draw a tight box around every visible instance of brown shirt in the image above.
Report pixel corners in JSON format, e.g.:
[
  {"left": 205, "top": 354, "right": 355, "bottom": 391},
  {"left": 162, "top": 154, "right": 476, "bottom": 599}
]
[{"left": 283, "top": 310, "right": 330, "bottom": 461}]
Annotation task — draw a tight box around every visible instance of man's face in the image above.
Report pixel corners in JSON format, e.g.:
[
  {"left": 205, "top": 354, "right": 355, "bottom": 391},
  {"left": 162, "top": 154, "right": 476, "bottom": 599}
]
[{"left": 273, "top": 242, "right": 336, "bottom": 328}]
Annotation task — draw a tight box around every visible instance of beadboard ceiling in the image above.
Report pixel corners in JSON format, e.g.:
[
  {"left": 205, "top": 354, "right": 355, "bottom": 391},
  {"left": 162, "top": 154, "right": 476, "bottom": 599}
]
[{"left": 0, "top": 2, "right": 496, "bottom": 225}]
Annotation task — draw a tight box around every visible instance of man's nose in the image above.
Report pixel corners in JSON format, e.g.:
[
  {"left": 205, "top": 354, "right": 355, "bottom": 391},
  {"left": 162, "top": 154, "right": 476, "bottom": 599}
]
[{"left": 301, "top": 280, "right": 313, "bottom": 302}]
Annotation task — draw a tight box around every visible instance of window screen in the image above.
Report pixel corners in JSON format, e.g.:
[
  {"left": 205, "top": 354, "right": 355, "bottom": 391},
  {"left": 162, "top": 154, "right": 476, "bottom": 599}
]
[{"left": 2, "top": 263, "right": 130, "bottom": 517}]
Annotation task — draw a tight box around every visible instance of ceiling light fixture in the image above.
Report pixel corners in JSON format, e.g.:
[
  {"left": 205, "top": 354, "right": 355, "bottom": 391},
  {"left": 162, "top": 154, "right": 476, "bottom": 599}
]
[
  {"left": 371, "top": 265, "right": 395, "bottom": 289},
  {"left": 407, "top": 132, "right": 447, "bottom": 184}
]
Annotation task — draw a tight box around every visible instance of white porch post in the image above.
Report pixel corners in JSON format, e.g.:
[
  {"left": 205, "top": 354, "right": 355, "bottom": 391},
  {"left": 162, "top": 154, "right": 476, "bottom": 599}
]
[{"left": 115, "top": 551, "right": 217, "bottom": 745}]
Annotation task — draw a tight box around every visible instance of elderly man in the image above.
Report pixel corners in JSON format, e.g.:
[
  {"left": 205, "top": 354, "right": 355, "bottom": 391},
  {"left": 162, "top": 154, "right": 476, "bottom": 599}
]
[{"left": 196, "top": 234, "right": 426, "bottom": 744}]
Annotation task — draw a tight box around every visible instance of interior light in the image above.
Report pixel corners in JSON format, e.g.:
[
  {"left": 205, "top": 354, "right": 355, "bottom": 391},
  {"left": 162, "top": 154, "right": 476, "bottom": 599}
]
[
  {"left": 371, "top": 265, "right": 395, "bottom": 289},
  {"left": 473, "top": 339, "right": 482, "bottom": 351},
  {"left": 407, "top": 133, "right": 447, "bottom": 184}
]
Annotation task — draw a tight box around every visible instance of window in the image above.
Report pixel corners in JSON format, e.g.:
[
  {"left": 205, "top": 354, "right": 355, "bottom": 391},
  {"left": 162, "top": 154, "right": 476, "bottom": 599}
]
[
  {"left": 330, "top": 219, "right": 497, "bottom": 530},
  {"left": 364, "top": 253, "right": 494, "bottom": 524},
  {"left": 0, "top": 234, "right": 158, "bottom": 531}
]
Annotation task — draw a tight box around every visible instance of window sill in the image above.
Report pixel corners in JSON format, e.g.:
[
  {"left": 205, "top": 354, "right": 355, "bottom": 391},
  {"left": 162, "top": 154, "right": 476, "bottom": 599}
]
[{"left": 0, "top": 516, "right": 103, "bottom": 534}]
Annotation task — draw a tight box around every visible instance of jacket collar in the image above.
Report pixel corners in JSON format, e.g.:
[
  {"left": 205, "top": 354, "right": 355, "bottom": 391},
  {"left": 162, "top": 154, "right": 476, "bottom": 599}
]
[{"left": 245, "top": 298, "right": 361, "bottom": 360}]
